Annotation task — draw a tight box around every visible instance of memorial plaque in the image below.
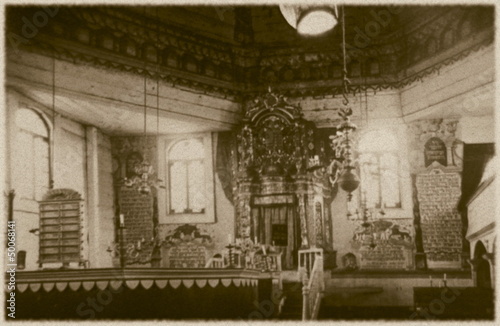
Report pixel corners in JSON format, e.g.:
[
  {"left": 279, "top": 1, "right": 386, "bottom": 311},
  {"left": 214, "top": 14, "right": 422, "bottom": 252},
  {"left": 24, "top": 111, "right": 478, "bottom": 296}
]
[
  {"left": 424, "top": 137, "right": 447, "bottom": 167},
  {"left": 168, "top": 244, "right": 207, "bottom": 268},
  {"left": 416, "top": 171, "right": 462, "bottom": 264}
]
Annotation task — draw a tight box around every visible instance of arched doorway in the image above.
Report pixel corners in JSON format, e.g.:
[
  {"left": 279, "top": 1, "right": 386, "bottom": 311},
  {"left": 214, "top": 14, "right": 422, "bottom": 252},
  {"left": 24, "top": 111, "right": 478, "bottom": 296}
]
[{"left": 474, "top": 241, "right": 491, "bottom": 288}]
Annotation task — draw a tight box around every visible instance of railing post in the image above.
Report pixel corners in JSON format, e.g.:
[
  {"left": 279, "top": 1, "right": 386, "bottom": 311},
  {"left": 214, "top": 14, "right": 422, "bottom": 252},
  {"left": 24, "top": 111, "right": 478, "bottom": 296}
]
[
  {"left": 302, "top": 285, "right": 309, "bottom": 321},
  {"left": 298, "top": 248, "right": 325, "bottom": 320}
]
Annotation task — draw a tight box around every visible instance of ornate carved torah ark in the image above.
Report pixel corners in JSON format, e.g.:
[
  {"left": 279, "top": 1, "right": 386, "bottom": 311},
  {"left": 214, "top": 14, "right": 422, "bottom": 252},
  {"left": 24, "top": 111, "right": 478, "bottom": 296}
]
[{"left": 233, "top": 89, "right": 335, "bottom": 270}]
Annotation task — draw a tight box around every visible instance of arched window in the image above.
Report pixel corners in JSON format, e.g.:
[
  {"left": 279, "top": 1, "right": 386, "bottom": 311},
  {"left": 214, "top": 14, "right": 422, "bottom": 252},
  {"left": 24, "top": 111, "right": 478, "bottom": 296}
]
[
  {"left": 359, "top": 130, "right": 401, "bottom": 209},
  {"left": 167, "top": 138, "right": 206, "bottom": 214},
  {"left": 13, "top": 109, "right": 50, "bottom": 201}
]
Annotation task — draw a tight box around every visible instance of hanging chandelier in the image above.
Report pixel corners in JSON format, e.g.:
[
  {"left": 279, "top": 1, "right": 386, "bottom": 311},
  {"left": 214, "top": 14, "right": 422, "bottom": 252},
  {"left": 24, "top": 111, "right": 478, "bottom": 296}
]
[
  {"left": 286, "top": 5, "right": 360, "bottom": 200},
  {"left": 136, "top": 72, "right": 154, "bottom": 195},
  {"left": 328, "top": 107, "right": 359, "bottom": 201},
  {"left": 124, "top": 9, "right": 165, "bottom": 195},
  {"left": 348, "top": 190, "right": 386, "bottom": 222},
  {"left": 348, "top": 190, "right": 385, "bottom": 249},
  {"left": 331, "top": 6, "right": 360, "bottom": 201},
  {"left": 124, "top": 57, "right": 155, "bottom": 195}
]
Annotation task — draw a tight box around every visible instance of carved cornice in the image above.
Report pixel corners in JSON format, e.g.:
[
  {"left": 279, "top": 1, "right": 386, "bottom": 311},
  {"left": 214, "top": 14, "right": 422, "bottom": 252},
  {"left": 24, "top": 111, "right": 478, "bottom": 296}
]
[
  {"left": 42, "top": 188, "right": 83, "bottom": 201},
  {"left": 7, "top": 6, "right": 494, "bottom": 100},
  {"left": 72, "top": 8, "right": 235, "bottom": 63},
  {"left": 30, "top": 35, "right": 240, "bottom": 100},
  {"left": 408, "top": 118, "right": 459, "bottom": 144},
  {"left": 243, "top": 89, "right": 303, "bottom": 121}
]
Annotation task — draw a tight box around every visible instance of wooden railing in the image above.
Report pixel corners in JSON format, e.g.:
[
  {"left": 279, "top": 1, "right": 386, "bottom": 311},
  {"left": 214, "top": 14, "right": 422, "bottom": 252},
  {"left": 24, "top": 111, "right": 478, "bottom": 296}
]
[{"left": 298, "top": 248, "right": 324, "bottom": 320}]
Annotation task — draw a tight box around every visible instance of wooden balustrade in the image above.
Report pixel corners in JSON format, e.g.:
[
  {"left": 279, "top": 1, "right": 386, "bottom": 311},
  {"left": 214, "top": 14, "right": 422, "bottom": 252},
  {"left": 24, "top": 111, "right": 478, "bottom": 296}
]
[
  {"left": 298, "top": 247, "right": 324, "bottom": 320},
  {"left": 299, "top": 247, "right": 323, "bottom": 278}
]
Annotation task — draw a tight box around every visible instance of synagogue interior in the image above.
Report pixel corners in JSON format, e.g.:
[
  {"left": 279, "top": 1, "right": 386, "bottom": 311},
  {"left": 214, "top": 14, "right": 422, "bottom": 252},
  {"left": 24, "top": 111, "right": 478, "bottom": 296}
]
[{"left": 3, "top": 3, "right": 496, "bottom": 320}]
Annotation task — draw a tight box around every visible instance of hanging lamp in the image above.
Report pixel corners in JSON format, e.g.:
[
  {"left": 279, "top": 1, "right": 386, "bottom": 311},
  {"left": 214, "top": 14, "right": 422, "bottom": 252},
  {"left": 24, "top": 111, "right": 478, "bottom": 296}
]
[
  {"left": 283, "top": 4, "right": 360, "bottom": 200},
  {"left": 279, "top": 4, "right": 338, "bottom": 36},
  {"left": 328, "top": 6, "right": 360, "bottom": 201},
  {"left": 135, "top": 69, "right": 154, "bottom": 195}
]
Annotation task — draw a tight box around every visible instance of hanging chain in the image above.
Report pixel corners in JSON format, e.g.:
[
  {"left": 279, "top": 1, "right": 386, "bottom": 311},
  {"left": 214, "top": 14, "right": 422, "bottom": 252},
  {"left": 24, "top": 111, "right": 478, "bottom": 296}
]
[
  {"left": 142, "top": 7, "right": 148, "bottom": 151},
  {"left": 144, "top": 70, "right": 147, "bottom": 137},
  {"left": 50, "top": 55, "right": 56, "bottom": 189},
  {"left": 341, "top": 5, "right": 350, "bottom": 106},
  {"left": 142, "top": 60, "right": 148, "bottom": 166},
  {"left": 156, "top": 6, "right": 160, "bottom": 138}
]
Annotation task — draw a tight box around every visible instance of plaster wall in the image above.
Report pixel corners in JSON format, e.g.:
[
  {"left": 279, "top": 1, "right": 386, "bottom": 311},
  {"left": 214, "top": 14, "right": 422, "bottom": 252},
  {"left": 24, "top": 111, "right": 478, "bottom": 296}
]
[{"left": 6, "top": 90, "right": 115, "bottom": 270}]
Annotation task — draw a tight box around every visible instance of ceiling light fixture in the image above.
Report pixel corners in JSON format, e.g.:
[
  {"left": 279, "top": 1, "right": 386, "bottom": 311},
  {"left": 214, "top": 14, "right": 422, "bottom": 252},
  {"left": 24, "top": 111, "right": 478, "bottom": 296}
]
[
  {"left": 135, "top": 72, "right": 154, "bottom": 195},
  {"left": 124, "top": 18, "right": 155, "bottom": 195},
  {"left": 329, "top": 6, "right": 360, "bottom": 201},
  {"left": 279, "top": 5, "right": 338, "bottom": 36},
  {"left": 290, "top": 5, "right": 360, "bottom": 200}
]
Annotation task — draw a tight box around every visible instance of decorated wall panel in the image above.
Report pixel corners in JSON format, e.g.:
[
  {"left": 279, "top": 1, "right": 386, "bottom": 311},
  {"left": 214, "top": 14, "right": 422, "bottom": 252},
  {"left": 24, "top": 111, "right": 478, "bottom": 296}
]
[
  {"left": 111, "top": 136, "right": 159, "bottom": 266},
  {"left": 416, "top": 170, "right": 462, "bottom": 266},
  {"left": 160, "top": 224, "right": 214, "bottom": 268},
  {"left": 408, "top": 118, "right": 464, "bottom": 269},
  {"left": 351, "top": 219, "right": 414, "bottom": 270}
]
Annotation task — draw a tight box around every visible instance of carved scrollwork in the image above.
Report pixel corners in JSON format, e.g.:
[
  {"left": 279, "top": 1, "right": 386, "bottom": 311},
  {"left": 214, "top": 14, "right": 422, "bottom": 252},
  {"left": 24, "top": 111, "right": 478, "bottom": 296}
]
[{"left": 236, "top": 89, "right": 313, "bottom": 178}]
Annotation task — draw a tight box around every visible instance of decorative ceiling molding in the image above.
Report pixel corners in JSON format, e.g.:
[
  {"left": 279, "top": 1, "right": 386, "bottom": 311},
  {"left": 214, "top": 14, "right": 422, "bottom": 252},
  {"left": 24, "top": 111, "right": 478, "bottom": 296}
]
[{"left": 6, "top": 6, "right": 494, "bottom": 100}]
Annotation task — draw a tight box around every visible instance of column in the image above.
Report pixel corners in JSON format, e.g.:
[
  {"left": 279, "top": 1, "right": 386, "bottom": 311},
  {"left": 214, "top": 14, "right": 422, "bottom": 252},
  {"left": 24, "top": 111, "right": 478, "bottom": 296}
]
[{"left": 483, "top": 253, "right": 495, "bottom": 289}]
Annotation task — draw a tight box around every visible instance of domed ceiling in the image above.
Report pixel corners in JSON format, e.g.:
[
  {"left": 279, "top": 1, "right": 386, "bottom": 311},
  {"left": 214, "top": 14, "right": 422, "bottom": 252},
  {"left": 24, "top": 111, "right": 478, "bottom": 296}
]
[{"left": 6, "top": 4, "right": 494, "bottom": 100}]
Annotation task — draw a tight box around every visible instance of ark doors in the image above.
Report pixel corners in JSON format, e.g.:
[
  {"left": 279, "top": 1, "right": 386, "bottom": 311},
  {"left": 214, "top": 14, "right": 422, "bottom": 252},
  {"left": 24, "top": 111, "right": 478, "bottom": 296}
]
[{"left": 252, "top": 202, "right": 300, "bottom": 270}]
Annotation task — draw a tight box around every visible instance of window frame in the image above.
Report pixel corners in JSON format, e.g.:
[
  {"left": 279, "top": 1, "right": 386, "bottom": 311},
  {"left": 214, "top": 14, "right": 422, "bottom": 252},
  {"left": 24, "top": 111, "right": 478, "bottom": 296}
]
[
  {"left": 167, "top": 138, "right": 206, "bottom": 215},
  {"left": 352, "top": 127, "right": 413, "bottom": 220},
  {"left": 11, "top": 107, "right": 52, "bottom": 208},
  {"left": 359, "top": 151, "right": 402, "bottom": 209},
  {"left": 158, "top": 133, "right": 216, "bottom": 224}
]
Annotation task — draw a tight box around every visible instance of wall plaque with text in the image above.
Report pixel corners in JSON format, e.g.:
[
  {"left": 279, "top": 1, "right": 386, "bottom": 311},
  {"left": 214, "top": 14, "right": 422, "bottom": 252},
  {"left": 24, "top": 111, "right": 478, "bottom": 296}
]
[
  {"left": 168, "top": 244, "right": 207, "bottom": 268},
  {"left": 424, "top": 137, "right": 447, "bottom": 167}
]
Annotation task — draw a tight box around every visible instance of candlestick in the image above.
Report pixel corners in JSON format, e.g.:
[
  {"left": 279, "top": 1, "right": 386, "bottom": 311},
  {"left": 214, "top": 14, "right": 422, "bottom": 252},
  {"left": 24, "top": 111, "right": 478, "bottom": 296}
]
[
  {"left": 119, "top": 214, "right": 125, "bottom": 227},
  {"left": 119, "top": 222, "right": 126, "bottom": 268},
  {"left": 228, "top": 234, "right": 232, "bottom": 244},
  {"left": 254, "top": 236, "right": 258, "bottom": 244},
  {"left": 225, "top": 243, "right": 235, "bottom": 268}
]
